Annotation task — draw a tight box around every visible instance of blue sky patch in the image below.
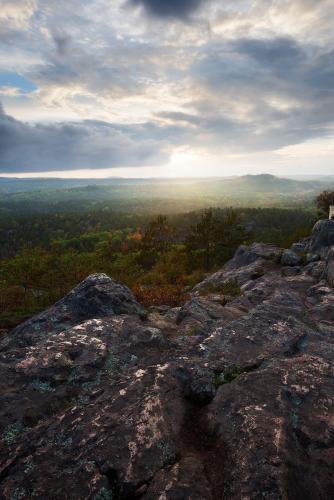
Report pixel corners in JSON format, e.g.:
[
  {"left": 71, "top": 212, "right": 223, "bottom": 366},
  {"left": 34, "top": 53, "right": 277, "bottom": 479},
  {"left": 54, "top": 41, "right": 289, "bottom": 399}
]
[{"left": 0, "top": 72, "right": 36, "bottom": 93}]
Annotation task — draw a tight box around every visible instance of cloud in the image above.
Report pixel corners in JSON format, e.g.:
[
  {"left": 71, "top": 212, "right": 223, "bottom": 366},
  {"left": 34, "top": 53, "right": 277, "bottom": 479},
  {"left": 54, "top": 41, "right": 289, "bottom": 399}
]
[
  {"left": 0, "top": 102, "right": 176, "bottom": 172},
  {"left": 52, "top": 31, "right": 72, "bottom": 57},
  {"left": 0, "top": 0, "right": 36, "bottom": 29},
  {"left": 188, "top": 35, "right": 334, "bottom": 150},
  {"left": 1, "top": 1, "right": 334, "bottom": 175},
  {"left": 155, "top": 111, "right": 201, "bottom": 126},
  {"left": 0, "top": 87, "right": 23, "bottom": 97},
  {"left": 233, "top": 37, "right": 305, "bottom": 76},
  {"left": 128, "top": 0, "right": 204, "bottom": 20}
]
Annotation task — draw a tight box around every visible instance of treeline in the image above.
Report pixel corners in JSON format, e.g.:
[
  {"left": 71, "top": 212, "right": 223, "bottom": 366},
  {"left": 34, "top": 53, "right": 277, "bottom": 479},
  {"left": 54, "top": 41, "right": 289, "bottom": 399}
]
[
  {"left": 0, "top": 207, "right": 317, "bottom": 328},
  {"left": 0, "top": 206, "right": 317, "bottom": 259}
]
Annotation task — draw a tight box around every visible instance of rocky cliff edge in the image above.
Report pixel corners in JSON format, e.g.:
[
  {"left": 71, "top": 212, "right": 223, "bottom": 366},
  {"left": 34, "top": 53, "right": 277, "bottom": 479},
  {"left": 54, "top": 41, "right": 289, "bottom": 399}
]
[{"left": 0, "top": 220, "right": 334, "bottom": 499}]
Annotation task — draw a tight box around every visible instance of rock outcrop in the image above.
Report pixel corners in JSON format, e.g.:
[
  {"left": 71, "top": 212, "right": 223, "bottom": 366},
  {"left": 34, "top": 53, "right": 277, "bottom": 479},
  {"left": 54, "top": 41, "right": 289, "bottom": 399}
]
[
  {"left": 308, "top": 218, "right": 334, "bottom": 257},
  {"left": 323, "top": 247, "right": 334, "bottom": 286},
  {"left": 281, "top": 249, "right": 302, "bottom": 266},
  {"left": 0, "top": 222, "right": 334, "bottom": 499},
  {"left": 7, "top": 274, "right": 146, "bottom": 348}
]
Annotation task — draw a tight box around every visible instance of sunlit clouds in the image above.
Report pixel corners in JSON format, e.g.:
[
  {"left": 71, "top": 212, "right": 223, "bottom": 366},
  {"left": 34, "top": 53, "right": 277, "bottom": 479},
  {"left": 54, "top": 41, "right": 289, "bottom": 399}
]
[{"left": 0, "top": 0, "right": 333, "bottom": 175}]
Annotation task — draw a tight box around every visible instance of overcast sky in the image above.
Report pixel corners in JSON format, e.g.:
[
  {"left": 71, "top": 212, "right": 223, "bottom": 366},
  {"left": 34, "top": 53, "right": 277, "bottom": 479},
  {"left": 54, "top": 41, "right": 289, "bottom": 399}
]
[{"left": 0, "top": 0, "right": 333, "bottom": 177}]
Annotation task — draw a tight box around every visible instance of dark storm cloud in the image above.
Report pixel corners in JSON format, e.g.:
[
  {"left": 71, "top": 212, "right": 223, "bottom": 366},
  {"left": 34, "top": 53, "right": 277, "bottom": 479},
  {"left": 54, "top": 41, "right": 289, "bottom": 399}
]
[
  {"left": 189, "top": 36, "right": 334, "bottom": 150},
  {"left": 0, "top": 103, "right": 177, "bottom": 172},
  {"left": 193, "top": 36, "right": 334, "bottom": 100},
  {"left": 233, "top": 37, "right": 305, "bottom": 76},
  {"left": 129, "top": 0, "right": 204, "bottom": 19},
  {"left": 53, "top": 32, "right": 72, "bottom": 57}
]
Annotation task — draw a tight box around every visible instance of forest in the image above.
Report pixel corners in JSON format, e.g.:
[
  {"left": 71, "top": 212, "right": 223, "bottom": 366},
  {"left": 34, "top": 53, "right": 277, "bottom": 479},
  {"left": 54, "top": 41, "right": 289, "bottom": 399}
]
[{"left": 0, "top": 200, "right": 319, "bottom": 330}]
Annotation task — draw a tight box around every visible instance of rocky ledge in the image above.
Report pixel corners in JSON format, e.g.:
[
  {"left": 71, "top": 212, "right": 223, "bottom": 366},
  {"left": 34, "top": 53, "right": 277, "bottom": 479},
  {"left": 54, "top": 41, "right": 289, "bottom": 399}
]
[{"left": 0, "top": 220, "right": 334, "bottom": 499}]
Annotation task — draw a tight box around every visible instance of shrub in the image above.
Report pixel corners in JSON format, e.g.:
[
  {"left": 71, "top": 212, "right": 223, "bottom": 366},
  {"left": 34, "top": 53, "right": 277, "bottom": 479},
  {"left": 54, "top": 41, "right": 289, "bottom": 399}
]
[
  {"left": 199, "top": 278, "right": 241, "bottom": 297},
  {"left": 133, "top": 284, "right": 189, "bottom": 308}
]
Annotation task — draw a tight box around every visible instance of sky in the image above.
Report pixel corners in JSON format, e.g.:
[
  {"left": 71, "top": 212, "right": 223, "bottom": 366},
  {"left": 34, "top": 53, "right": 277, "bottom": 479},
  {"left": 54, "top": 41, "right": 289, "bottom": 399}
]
[{"left": 0, "top": 0, "right": 333, "bottom": 178}]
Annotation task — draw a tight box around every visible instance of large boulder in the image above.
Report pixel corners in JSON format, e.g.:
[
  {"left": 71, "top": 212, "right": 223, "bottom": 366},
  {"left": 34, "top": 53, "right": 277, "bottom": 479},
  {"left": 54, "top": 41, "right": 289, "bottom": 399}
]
[
  {"left": 224, "top": 242, "right": 282, "bottom": 270},
  {"left": 6, "top": 274, "right": 146, "bottom": 347},
  {"left": 308, "top": 219, "right": 334, "bottom": 257},
  {"left": 192, "top": 243, "right": 282, "bottom": 294}
]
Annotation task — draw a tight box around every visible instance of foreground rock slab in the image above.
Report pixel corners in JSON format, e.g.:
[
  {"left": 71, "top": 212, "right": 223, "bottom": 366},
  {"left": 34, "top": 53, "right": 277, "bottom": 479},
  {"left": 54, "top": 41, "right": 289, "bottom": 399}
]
[{"left": 0, "top": 221, "right": 334, "bottom": 499}]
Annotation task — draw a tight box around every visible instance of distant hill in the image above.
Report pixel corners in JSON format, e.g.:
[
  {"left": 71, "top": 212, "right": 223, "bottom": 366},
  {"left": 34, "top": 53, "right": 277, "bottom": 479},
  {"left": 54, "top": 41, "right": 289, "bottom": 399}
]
[
  {"left": 0, "top": 173, "right": 333, "bottom": 194},
  {"left": 212, "top": 174, "right": 328, "bottom": 193},
  {"left": 1, "top": 174, "right": 333, "bottom": 214}
]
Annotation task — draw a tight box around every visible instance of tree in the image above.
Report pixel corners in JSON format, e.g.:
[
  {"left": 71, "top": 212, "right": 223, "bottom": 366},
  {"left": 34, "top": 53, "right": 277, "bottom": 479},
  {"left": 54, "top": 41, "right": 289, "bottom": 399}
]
[
  {"left": 186, "top": 209, "right": 216, "bottom": 271},
  {"left": 139, "top": 215, "right": 174, "bottom": 269},
  {"left": 316, "top": 191, "right": 334, "bottom": 215},
  {"left": 186, "top": 208, "right": 248, "bottom": 271},
  {"left": 214, "top": 208, "right": 247, "bottom": 263}
]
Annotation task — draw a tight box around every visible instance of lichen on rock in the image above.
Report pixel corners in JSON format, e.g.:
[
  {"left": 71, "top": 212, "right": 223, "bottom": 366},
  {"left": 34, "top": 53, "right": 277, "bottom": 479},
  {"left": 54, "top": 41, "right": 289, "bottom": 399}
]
[{"left": 0, "top": 223, "right": 334, "bottom": 499}]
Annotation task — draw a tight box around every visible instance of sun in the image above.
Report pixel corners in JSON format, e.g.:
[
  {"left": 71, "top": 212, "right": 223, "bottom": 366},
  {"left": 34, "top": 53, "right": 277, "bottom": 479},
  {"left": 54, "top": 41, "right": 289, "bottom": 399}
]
[{"left": 167, "top": 150, "right": 207, "bottom": 177}]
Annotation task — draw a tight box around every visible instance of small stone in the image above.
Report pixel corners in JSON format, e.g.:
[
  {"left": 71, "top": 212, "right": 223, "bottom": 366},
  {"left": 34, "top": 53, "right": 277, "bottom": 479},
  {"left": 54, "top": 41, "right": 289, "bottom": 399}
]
[
  {"left": 306, "top": 253, "right": 319, "bottom": 263},
  {"left": 291, "top": 242, "right": 307, "bottom": 255},
  {"left": 281, "top": 249, "right": 302, "bottom": 266},
  {"left": 281, "top": 266, "right": 301, "bottom": 276}
]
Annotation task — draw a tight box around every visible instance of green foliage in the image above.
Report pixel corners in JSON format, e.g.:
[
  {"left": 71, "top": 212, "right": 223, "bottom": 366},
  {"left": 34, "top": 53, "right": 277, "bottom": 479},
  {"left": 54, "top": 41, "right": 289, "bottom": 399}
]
[
  {"left": 199, "top": 279, "right": 241, "bottom": 297},
  {"left": 0, "top": 204, "right": 319, "bottom": 326},
  {"left": 139, "top": 215, "right": 174, "bottom": 269},
  {"left": 214, "top": 365, "right": 243, "bottom": 388},
  {"left": 315, "top": 190, "right": 334, "bottom": 216},
  {"left": 108, "top": 252, "right": 143, "bottom": 286},
  {"left": 186, "top": 208, "right": 248, "bottom": 271}
]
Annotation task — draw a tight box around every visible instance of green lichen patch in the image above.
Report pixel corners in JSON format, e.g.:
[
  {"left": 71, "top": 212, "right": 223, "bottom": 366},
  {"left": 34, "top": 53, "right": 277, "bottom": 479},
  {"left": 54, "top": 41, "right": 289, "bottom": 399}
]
[
  {"left": 2, "top": 421, "right": 25, "bottom": 446},
  {"left": 51, "top": 432, "right": 73, "bottom": 448},
  {"left": 24, "top": 459, "right": 35, "bottom": 475},
  {"left": 68, "top": 366, "right": 82, "bottom": 384},
  {"left": 94, "top": 487, "right": 114, "bottom": 500},
  {"left": 10, "top": 488, "right": 27, "bottom": 500},
  {"left": 82, "top": 371, "right": 101, "bottom": 392},
  {"left": 104, "top": 350, "right": 120, "bottom": 376},
  {"left": 31, "top": 379, "right": 55, "bottom": 393}
]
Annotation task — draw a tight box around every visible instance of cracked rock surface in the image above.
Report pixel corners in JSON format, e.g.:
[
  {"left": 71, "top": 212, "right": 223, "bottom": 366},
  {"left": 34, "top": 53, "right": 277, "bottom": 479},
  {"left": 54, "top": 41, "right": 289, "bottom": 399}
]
[{"left": 1, "top": 221, "right": 334, "bottom": 499}]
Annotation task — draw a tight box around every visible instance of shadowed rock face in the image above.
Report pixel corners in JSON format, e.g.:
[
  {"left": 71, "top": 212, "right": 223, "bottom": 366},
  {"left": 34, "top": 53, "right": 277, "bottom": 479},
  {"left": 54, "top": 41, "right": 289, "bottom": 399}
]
[
  {"left": 323, "top": 247, "right": 334, "bottom": 286},
  {"left": 309, "top": 219, "right": 334, "bottom": 257},
  {"left": 0, "top": 225, "right": 334, "bottom": 499}
]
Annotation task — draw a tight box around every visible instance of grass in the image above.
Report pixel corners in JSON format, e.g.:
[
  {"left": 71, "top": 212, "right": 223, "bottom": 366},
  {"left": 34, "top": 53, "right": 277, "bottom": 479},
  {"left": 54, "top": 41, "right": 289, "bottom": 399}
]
[
  {"left": 199, "top": 279, "right": 241, "bottom": 298},
  {"left": 214, "top": 365, "right": 243, "bottom": 388}
]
